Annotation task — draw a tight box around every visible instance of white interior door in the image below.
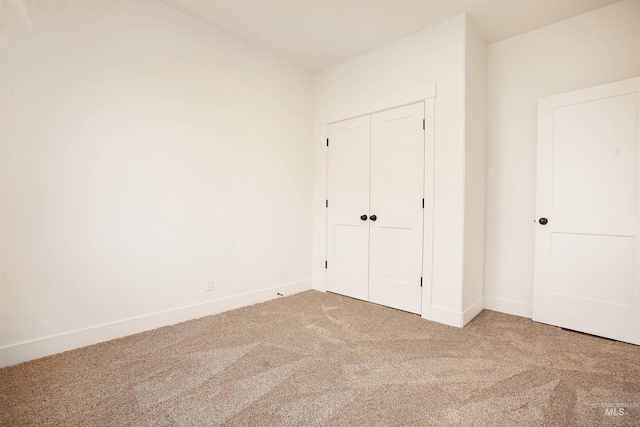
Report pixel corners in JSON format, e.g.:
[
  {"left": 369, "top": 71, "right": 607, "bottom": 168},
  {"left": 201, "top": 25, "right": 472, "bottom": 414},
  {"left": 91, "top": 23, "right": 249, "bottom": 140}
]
[
  {"left": 368, "top": 103, "right": 425, "bottom": 314},
  {"left": 326, "top": 116, "right": 371, "bottom": 301},
  {"left": 533, "top": 78, "right": 640, "bottom": 345}
]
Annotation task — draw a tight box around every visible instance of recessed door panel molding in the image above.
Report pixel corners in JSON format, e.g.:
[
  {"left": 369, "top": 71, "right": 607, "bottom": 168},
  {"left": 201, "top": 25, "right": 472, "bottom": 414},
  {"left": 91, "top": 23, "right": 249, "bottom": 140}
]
[
  {"left": 552, "top": 93, "right": 638, "bottom": 215},
  {"left": 549, "top": 233, "right": 634, "bottom": 307},
  {"left": 533, "top": 77, "right": 640, "bottom": 345},
  {"left": 326, "top": 101, "right": 427, "bottom": 315}
]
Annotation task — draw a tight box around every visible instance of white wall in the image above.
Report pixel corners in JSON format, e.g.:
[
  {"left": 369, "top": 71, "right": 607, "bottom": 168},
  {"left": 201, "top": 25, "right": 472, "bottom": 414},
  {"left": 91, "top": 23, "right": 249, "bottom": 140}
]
[
  {"left": 462, "top": 17, "right": 486, "bottom": 323},
  {"left": 0, "top": 0, "right": 313, "bottom": 366},
  {"left": 485, "top": 0, "right": 640, "bottom": 317},
  {"left": 313, "top": 15, "right": 468, "bottom": 324}
]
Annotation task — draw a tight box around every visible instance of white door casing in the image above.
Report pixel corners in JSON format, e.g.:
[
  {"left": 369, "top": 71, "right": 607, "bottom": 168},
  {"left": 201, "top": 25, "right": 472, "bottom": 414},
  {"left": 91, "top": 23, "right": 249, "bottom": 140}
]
[
  {"left": 368, "top": 103, "right": 425, "bottom": 314},
  {"left": 421, "top": 98, "right": 435, "bottom": 319},
  {"left": 326, "top": 116, "right": 371, "bottom": 301},
  {"left": 533, "top": 77, "right": 640, "bottom": 345}
]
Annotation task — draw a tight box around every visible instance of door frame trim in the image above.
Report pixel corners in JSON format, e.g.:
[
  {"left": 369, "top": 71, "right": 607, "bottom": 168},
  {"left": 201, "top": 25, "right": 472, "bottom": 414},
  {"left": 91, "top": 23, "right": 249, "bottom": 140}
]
[{"left": 320, "top": 85, "right": 437, "bottom": 321}]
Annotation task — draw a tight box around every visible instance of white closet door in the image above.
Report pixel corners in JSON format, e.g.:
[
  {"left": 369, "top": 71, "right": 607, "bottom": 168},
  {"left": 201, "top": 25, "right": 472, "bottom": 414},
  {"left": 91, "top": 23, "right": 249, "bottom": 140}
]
[
  {"left": 533, "top": 78, "right": 640, "bottom": 345},
  {"left": 369, "top": 103, "right": 425, "bottom": 314},
  {"left": 326, "top": 116, "right": 371, "bottom": 301}
]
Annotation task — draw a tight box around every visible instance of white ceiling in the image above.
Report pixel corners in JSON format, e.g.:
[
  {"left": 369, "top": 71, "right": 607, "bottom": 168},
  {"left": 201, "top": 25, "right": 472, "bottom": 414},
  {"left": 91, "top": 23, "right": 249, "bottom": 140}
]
[{"left": 160, "top": 0, "right": 620, "bottom": 73}]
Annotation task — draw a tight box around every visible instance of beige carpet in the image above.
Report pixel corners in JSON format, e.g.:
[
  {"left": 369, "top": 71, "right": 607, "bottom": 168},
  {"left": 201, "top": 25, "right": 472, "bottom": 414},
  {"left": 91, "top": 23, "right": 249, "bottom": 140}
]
[{"left": 1, "top": 290, "right": 639, "bottom": 426}]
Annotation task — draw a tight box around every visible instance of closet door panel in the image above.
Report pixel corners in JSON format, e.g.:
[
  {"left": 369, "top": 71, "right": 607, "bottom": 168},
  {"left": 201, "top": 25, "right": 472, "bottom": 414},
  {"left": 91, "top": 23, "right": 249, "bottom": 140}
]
[
  {"left": 369, "top": 103, "right": 425, "bottom": 314},
  {"left": 326, "top": 116, "right": 371, "bottom": 301}
]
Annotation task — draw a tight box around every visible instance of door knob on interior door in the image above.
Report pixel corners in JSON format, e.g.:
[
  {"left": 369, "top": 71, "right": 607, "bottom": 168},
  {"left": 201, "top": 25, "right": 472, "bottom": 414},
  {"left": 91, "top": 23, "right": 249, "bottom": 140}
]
[
  {"left": 539, "top": 217, "right": 548, "bottom": 225},
  {"left": 370, "top": 215, "right": 377, "bottom": 221},
  {"left": 360, "top": 214, "right": 368, "bottom": 221}
]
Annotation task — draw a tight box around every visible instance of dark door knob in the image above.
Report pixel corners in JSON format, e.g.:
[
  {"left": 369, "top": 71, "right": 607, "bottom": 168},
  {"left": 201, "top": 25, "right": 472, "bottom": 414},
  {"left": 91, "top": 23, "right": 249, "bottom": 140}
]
[
  {"left": 360, "top": 214, "right": 368, "bottom": 221},
  {"left": 370, "top": 215, "right": 377, "bottom": 221},
  {"left": 539, "top": 217, "right": 548, "bottom": 225}
]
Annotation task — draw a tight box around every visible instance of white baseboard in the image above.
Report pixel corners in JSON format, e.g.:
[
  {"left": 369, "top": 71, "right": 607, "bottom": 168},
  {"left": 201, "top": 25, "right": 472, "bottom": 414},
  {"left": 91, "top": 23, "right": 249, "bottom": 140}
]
[
  {"left": 0, "top": 279, "right": 312, "bottom": 368},
  {"left": 429, "top": 305, "right": 464, "bottom": 328},
  {"left": 462, "top": 298, "right": 484, "bottom": 326},
  {"left": 311, "top": 277, "right": 325, "bottom": 292},
  {"left": 423, "top": 298, "right": 484, "bottom": 328},
  {"left": 484, "top": 295, "right": 532, "bottom": 318}
]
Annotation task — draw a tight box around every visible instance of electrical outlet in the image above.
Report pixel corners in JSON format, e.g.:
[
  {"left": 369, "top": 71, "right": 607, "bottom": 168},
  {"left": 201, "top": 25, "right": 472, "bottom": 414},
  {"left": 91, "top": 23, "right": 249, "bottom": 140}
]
[{"left": 205, "top": 277, "right": 214, "bottom": 292}]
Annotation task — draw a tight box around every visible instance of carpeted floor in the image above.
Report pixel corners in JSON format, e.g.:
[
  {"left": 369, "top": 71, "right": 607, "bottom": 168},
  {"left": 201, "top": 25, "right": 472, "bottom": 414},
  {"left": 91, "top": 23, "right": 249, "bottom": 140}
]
[{"left": 1, "top": 290, "right": 639, "bottom": 426}]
